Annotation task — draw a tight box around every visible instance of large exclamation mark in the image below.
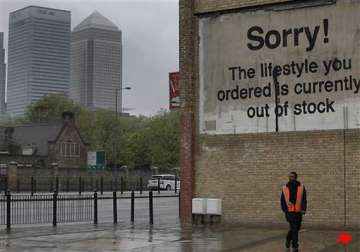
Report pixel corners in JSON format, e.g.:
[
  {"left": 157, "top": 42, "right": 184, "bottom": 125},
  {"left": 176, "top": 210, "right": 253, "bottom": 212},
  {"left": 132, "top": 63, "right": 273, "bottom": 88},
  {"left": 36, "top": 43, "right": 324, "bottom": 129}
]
[{"left": 323, "top": 19, "right": 329, "bottom": 43}]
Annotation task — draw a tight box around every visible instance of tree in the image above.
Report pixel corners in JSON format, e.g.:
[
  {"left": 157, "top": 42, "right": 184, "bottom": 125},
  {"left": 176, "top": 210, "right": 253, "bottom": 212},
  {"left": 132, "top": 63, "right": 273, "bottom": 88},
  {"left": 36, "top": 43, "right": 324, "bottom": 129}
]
[
  {"left": 25, "top": 94, "right": 81, "bottom": 122},
  {"left": 147, "top": 111, "right": 180, "bottom": 169},
  {"left": 21, "top": 95, "right": 180, "bottom": 170}
]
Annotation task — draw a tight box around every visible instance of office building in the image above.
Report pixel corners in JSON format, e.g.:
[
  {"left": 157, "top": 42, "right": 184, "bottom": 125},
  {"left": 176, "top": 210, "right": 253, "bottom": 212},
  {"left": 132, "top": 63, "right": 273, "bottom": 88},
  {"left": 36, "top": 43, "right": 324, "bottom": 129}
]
[
  {"left": 0, "top": 33, "right": 5, "bottom": 114},
  {"left": 7, "top": 6, "right": 71, "bottom": 116},
  {"left": 70, "top": 11, "right": 122, "bottom": 112}
]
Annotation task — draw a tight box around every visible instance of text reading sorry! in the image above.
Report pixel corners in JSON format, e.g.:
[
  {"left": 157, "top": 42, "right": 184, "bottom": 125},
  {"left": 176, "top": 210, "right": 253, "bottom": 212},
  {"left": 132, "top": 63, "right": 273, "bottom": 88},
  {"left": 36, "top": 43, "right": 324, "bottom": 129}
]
[{"left": 247, "top": 19, "right": 329, "bottom": 51}]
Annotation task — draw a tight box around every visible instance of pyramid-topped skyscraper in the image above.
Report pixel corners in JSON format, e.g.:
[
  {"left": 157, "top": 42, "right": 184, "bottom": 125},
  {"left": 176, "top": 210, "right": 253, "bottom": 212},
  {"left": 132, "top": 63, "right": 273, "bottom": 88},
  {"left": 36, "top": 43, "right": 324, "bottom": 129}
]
[
  {"left": 70, "top": 11, "right": 122, "bottom": 112},
  {"left": 73, "top": 11, "right": 119, "bottom": 32}
]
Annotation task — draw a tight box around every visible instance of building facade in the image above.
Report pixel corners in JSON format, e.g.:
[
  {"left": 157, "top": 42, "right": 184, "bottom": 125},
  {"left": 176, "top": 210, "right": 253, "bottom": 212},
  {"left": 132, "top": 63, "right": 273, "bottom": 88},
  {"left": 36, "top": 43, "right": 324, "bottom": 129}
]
[
  {"left": 0, "top": 32, "right": 6, "bottom": 114},
  {"left": 70, "top": 11, "right": 122, "bottom": 113},
  {"left": 7, "top": 6, "right": 71, "bottom": 117},
  {"left": 180, "top": 0, "right": 360, "bottom": 229},
  {"left": 0, "top": 112, "right": 88, "bottom": 169}
]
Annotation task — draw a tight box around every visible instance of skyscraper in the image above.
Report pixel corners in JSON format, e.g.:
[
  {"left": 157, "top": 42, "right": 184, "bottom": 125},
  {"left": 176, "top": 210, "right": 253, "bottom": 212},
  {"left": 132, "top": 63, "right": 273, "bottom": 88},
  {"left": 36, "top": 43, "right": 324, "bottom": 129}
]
[
  {"left": 70, "top": 11, "right": 122, "bottom": 112},
  {"left": 7, "top": 6, "right": 71, "bottom": 117},
  {"left": 0, "top": 33, "right": 5, "bottom": 114}
]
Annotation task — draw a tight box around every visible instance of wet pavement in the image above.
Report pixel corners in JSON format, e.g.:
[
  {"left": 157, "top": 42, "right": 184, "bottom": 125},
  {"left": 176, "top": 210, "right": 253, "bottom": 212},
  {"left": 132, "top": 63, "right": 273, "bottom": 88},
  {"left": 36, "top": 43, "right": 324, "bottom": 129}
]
[
  {"left": 0, "top": 223, "right": 358, "bottom": 252},
  {"left": 0, "top": 196, "right": 358, "bottom": 251}
]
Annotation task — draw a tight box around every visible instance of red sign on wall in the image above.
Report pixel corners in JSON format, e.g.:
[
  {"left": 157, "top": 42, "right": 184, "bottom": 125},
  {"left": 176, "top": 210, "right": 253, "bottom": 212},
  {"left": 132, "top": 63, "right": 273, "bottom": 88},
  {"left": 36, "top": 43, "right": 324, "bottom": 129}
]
[{"left": 169, "top": 72, "right": 180, "bottom": 110}]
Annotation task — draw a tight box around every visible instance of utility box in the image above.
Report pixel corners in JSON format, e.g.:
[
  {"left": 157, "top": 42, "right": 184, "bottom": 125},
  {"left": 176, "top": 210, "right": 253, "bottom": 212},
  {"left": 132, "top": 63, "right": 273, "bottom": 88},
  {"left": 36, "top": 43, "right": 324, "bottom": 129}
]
[
  {"left": 192, "top": 198, "right": 207, "bottom": 214},
  {"left": 206, "top": 199, "right": 222, "bottom": 215}
]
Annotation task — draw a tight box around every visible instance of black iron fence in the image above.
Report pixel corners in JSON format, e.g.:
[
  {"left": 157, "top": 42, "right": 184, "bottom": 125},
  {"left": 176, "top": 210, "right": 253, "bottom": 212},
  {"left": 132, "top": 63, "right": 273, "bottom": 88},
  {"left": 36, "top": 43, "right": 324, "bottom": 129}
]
[
  {"left": 0, "top": 189, "right": 179, "bottom": 229},
  {"left": 0, "top": 192, "right": 93, "bottom": 227},
  {"left": 0, "top": 175, "right": 180, "bottom": 195}
]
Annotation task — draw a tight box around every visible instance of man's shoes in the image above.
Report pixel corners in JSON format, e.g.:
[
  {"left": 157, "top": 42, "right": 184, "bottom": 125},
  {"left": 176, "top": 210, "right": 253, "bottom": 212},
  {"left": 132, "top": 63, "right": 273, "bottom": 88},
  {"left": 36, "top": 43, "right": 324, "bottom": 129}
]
[{"left": 293, "top": 248, "right": 299, "bottom": 252}]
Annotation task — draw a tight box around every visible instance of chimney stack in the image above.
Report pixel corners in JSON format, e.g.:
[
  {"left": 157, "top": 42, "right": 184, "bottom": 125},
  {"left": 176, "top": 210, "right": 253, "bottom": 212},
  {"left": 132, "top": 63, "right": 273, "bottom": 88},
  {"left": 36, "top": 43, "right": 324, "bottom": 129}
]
[{"left": 62, "top": 111, "right": 75, "bottom": 124}]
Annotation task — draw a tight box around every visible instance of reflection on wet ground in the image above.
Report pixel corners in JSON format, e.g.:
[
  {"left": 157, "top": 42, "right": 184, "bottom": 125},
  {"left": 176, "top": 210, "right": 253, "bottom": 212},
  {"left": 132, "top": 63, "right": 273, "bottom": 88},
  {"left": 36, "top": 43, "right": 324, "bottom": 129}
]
[{"left": 0, "top": 222, "right": 358, "bottom": 251}]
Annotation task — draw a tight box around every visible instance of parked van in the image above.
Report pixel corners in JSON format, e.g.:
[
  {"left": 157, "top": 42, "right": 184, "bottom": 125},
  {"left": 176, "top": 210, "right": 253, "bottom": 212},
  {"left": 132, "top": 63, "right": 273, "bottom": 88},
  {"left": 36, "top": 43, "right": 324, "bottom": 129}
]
[{"left": 147, "top": 174, "right": 180, "bottom": 191}]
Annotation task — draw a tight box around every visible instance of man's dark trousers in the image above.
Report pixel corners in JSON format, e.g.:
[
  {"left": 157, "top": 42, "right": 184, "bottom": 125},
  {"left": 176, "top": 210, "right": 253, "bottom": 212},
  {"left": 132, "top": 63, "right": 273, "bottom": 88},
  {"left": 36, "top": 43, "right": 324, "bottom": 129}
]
[{"left": 286, "top": 212, "right": 302, "bottom": 248}]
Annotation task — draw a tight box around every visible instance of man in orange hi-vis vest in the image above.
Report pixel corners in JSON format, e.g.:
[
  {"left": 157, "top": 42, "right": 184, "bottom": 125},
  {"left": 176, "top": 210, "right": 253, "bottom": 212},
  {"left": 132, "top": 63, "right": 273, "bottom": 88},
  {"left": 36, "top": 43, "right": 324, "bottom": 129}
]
[{"left": 281, "top": 172, "right": 307, "bottom": 252}]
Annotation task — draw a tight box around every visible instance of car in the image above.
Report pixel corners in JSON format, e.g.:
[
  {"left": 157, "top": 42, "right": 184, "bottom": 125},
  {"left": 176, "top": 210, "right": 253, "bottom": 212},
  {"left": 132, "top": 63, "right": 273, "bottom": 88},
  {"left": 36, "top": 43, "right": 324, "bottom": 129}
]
[{"left": 147, "top": 174, "right": 180, "bottom": 191}]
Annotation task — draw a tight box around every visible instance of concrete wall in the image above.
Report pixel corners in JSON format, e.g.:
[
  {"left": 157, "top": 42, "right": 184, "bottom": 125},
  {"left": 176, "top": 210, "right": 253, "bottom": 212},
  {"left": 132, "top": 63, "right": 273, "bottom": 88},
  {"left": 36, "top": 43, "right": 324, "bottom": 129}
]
[
  {"left": 198, "top": 1, "right": 360, "bottom": 134},
  {"left": 194, "top": 0, "right": 292, "bottom": 14},
  {"left": 180, "top": 0, "right": 360, "bottom": 228}
]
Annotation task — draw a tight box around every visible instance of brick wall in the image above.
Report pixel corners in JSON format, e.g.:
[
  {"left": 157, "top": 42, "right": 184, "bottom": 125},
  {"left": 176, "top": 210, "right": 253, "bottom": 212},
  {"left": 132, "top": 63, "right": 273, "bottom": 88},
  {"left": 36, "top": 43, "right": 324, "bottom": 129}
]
[
  {"left": 195, "top": 130, "right": 360, "bottom": 228},
  {"left": 179, "top": 0, "right": 197, "bottom": 225},
  {"left": 179, "top": 0, "right": 360, "bottom": 228}
]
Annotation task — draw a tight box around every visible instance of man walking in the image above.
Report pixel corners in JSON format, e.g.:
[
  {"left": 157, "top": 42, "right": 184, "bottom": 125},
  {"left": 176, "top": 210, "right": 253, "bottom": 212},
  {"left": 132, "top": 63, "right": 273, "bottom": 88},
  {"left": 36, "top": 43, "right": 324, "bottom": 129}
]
[{"left": 281, "top": 172, "right": 307, "bottom": 251}]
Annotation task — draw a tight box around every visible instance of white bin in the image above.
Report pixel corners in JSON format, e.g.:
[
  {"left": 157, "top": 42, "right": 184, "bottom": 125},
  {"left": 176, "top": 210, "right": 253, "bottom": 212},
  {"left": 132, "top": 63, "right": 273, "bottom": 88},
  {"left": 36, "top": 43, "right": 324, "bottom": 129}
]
[
  {"left": 206, "top": 199, "right": 222, "bottom": 215},
  {"left": 192, "top": 198, "right": 207, "bottom": 214}
]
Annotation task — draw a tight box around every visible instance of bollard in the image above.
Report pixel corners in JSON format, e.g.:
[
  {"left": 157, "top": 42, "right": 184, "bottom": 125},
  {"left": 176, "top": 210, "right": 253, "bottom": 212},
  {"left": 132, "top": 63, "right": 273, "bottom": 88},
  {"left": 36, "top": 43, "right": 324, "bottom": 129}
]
[
  {"left": 4, "top": 177, "right": 8, "bottom": 195},
  {"left": 34, "top": 179, "right": 37, "bottom": 194},
  {"left": 100, "top": 176, "right": 103, "bottom": 195},
  {"left": 157, "top": 177, "right": 160, "bottom": 194},
  {"left": 113, "top": 191, "right": 117, "bottom": 224},
  {"left": 149, "top": 190, "right": 153, "bottom": 225},
  {"left": 50, "top": 179, "right": 53, "bottom": 193},
  {"left": 55, "top": 176, "right": 59, "bottom": 193},
  {"left": 66, "top": 177, "right": 70, "bottom": 192},
  {"left": 79, "top": 177, "right": 82, "bottom": 195},
  {"left": 175, "top": 176, "right": 177, "bottom": 193},
  {"left": 31, "top": 176, "right": 34, "bottom": 196},
  {"left": 115, "top": 177, "right": 118, "bottom": 192},
  {"left": 139, "top": 177, "right": 143, "bottom": 195},
  {"left": 6, "top": 190, "right": 10, "bottom": 230},
  {"left": 131, "top": 190, "right": 134, "bottom": 223},
  {"left": 94, "top": 191, "right": 98, "bottom": 224},
  {"left": 120, "top": 176, "right": 124, "bottom": 195},
  {"left": 53, "top": 191, "right": 57, "bottom": 226},
  {"left": 16, "top": 178, "right": 20, "bottom": 193}
]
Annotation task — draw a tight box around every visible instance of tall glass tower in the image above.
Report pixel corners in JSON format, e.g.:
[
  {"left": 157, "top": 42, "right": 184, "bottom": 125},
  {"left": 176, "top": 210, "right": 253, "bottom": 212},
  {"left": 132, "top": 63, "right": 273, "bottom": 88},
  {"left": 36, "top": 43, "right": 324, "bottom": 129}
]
[
  {"left": 70, "top": 11, "right": 122, "bottom": 113},
  {"left": 0, "top": 32, "right": 5, "bottom": 115},
  {"left": 7, "top": 6, "right": 71, "bottom": 117}
]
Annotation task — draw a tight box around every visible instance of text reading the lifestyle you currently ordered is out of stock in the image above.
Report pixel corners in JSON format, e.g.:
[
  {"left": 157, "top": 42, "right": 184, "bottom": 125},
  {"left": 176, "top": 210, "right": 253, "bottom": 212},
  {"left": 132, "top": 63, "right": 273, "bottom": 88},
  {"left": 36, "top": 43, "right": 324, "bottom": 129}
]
[{"left": 216, "top": 19, "right": 360, "bottom": 119}]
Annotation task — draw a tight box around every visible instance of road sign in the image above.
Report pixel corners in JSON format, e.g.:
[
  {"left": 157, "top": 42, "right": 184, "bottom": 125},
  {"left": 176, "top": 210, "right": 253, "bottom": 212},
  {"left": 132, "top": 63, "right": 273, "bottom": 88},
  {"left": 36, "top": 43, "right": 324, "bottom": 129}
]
[{"left": 87, "top": 151, "right": 106, "bottom": 171}]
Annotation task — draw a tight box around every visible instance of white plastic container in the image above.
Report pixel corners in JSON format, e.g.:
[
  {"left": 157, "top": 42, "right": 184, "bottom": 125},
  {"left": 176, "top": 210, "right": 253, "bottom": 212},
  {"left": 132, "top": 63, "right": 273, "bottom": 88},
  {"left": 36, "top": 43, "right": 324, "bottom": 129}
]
[
  {"left": 192, "top": 198, "right": 207, "bottom": 214},
  {"left": 206, "top": 198, "right": 222, "bottom": 215}
]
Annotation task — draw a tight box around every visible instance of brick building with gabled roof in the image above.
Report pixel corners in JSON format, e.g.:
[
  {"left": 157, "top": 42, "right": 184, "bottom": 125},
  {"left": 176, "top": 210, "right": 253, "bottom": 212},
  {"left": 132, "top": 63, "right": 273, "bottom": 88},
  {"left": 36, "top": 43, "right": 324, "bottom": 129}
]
[{"left": 0, "top": 112, "right": 88, "bottom": 168}]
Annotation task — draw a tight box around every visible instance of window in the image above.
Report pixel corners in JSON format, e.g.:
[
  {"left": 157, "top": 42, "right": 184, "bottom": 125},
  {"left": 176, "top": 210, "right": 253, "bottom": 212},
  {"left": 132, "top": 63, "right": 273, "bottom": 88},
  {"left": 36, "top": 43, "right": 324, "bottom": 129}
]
[
  {"left": 66, "top": 143, "right": 70, "bottom": 156},
  {"left": 61, "top": 142, "right": 80, "bottom": 157},
  {"left": 61, "top": 143, "right": 66, "bottom": 156},
  {"left": 75, "top": 144, "right": 80, "bottom": 156},
  {"left": 70, "top": 143, "right": 75, "bottom": 156}
]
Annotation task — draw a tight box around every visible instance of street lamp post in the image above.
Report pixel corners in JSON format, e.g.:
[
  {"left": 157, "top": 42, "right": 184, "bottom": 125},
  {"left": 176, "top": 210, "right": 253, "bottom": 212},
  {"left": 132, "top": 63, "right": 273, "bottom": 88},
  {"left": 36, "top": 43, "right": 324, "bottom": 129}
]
[
  {"left": 115, "top": 86, "right": 131, "bottom": 118},
  {"left": 115, "top": 88, "right": 118, "bottom": 116},
  {"left": 114, "top": 86, "right": 131, "bottom": 170}
]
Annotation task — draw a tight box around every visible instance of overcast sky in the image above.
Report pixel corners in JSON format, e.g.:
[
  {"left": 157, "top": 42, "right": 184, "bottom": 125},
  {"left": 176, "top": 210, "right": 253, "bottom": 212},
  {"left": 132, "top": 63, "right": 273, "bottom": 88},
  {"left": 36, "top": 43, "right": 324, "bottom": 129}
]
[{"left": 0, "top": 0, "right": 179, "bottom": 116}]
